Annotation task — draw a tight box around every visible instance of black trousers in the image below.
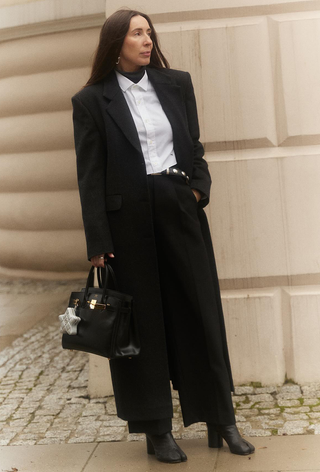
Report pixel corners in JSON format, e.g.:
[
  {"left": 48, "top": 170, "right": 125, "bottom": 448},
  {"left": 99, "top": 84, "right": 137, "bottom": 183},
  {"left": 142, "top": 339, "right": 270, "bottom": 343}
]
[{"left": 128, "top": 174, "right": 235, "bottom": 436}]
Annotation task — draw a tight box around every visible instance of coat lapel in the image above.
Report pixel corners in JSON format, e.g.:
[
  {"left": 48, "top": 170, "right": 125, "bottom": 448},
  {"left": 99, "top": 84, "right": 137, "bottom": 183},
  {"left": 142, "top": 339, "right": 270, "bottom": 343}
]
[
  {"left": 103, "top": 71, "right": 142, "bottom": 154},
  {"left": 146, "top": 68, "right": 191, "bottom": 169},
  {"left": 146, "top": 68, "right": 186, "bottom": 132}
]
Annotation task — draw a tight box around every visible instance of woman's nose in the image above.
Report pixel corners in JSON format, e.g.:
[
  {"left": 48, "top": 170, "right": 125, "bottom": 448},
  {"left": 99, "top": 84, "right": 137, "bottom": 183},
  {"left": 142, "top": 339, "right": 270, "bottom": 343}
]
[{"left": 144, "top": 35, "right": 152, "bottom": 45}]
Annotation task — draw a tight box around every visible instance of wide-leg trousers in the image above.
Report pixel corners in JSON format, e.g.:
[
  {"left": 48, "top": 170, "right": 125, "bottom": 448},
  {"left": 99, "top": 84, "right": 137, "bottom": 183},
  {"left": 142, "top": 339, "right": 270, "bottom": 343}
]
[{"left": 128, "top": 174, "right": 235, "bottom": 435}]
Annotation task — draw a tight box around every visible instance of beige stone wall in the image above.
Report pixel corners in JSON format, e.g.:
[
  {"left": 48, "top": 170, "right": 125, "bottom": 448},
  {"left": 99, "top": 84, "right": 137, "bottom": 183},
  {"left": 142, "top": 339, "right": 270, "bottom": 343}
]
[
  {"left": 0, "top": 26, "right": 103, "bottom": 277},
  {"left": 1, "top": 0, "right": 320, "bottom": 385}
]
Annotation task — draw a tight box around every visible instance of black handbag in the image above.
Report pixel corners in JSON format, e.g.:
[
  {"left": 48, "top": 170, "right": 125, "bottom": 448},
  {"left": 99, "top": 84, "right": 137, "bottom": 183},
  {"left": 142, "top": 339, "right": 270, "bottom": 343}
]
[{"left": 61, "top": 264, "right": 140, "bottom": 359}]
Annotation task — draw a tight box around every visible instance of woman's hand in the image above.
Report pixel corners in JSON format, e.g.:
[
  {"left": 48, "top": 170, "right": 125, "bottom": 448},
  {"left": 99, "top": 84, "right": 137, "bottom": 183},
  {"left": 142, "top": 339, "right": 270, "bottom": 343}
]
[
  {"left": 191, "top": 188, "right": 201, "bottom": 203},
  {"left": 91, "top": 253, "right": 114, "bottom": 268}
]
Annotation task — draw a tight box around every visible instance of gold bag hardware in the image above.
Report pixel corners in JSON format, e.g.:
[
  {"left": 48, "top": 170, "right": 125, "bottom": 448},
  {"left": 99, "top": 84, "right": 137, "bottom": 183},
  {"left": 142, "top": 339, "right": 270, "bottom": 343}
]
[{"left": 87, "top": 299, "right": 111, "bottom": 310}]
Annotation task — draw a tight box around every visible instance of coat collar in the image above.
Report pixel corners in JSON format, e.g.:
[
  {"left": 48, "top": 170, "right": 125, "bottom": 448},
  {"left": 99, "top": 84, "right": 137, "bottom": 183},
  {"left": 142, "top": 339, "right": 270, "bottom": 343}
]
[{"left": 102, "top": 68, "right": 183, "bottom": 156}]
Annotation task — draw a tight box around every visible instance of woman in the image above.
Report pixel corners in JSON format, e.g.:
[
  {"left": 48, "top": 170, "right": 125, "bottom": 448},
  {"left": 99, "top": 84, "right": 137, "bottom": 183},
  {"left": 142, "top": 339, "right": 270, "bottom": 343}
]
[{"left": 72, "top": 9, "right": 254, "bottom": 464}]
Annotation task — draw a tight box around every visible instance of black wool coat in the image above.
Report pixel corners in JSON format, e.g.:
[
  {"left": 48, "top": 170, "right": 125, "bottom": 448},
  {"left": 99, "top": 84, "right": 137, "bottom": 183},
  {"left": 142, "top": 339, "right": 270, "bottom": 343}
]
[{"left": 72, "top": 67, "right": 233, "bottom": 422}]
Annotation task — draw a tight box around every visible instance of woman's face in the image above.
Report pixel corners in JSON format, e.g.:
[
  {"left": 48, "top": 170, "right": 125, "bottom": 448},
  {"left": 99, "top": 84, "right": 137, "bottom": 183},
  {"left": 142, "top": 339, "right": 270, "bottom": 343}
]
[{"left": 118, "top": 15, "right": 153, "bottom": 72}]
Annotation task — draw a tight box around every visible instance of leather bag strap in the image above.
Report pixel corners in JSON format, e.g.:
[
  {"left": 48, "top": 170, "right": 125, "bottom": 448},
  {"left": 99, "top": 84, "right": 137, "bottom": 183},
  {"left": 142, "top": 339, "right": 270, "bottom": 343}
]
[{"left": 83, "top": 264, "right": 119, "bottom": 305}]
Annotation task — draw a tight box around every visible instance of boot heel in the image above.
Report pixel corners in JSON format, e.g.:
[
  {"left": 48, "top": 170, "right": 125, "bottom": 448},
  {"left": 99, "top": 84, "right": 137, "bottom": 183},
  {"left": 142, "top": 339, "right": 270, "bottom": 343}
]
[
  {"left": 207, "top": 426, "right": 223, "bottom": 448},
  {"left": 146, "top": 436, "right": 155, "bottom": 455}
]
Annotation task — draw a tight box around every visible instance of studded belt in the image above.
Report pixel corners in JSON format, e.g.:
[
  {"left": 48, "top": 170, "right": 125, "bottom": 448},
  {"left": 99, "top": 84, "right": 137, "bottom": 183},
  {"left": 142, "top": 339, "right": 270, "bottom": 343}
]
[{"left": 150, "top": 167, "right": 190, "bottom": 184}]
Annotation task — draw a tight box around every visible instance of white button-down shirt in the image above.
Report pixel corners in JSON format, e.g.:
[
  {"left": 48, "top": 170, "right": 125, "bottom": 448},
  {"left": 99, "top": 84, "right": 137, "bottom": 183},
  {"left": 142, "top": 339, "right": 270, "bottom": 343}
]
[{"left": 116, "top": 70, "right": 177, "bottom": 175}]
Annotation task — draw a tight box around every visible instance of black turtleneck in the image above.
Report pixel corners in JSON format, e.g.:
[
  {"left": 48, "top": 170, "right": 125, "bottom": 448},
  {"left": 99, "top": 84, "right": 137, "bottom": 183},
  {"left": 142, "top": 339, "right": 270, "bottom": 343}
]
[{"left": 116, "top": 66, "right": 146, "bottom": 84}]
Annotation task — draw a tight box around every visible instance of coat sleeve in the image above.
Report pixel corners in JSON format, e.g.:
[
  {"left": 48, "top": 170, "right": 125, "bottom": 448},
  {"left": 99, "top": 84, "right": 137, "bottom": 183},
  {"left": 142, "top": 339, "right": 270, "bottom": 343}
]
[
  {"left": 72, "top": 95, "right": 114, "bottom": 260},
  {"left": 184, "top": 72, "right": 212, "bottom": 208}
]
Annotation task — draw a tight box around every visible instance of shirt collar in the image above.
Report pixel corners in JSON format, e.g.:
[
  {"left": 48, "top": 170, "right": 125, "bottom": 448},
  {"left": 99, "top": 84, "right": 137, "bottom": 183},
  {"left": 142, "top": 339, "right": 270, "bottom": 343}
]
[{"left": 116, "top": 70, "right": 149, "bottom": 92}]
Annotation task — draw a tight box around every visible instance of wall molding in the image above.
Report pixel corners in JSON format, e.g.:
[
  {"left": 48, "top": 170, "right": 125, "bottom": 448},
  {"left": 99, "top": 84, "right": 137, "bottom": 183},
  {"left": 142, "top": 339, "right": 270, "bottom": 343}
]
[
  {"left": 220, "top": 273, "right": 320, "bottom": 290},
  {"left": 150, "top": 1, "right": 320, "bottom": 23},
  {"left": 0, "top": 12, "right": 105, "bottom": 42},
  {"left": 205, "top": 145, "right": 320, "bottom": 162}
]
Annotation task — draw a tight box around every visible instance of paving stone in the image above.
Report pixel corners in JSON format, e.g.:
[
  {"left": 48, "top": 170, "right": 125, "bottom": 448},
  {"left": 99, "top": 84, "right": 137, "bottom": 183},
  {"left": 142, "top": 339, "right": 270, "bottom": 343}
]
[
  {"left": 68, "top": 436, "right": 96, "bottom": 443},
  {"left": 24, "top": 422, "right": 51, "bottom": 434},
  {"left": 261, "top": 419, "right": 284, "bottom": 428},
  {"left": 12, "top": 410, "right": 34, "bottom": 419},
  {"left": 9, "top": 418, "right": 29, "bottom": 427},
  {"left": 312, "top": 406, "right": 320, "bottom": 411},
  {"left": 181, "top": 430, "right": 206, "bottom": 440},
  {"left": 283, "top": 413, "right": 309, "bottom": 420},
  {"left": 260, "top": 408, "right": 281, "bottom": 415},
  {"left": 254, "top": 387, "right": 278, "bottom": 394},
  {"left": 74, "top": 424, "right": 101, "bottom": 437},
  {"left": 35, "top": 408, "right": 62, "bottom": 416},
  {"left": 237, "top": 402, "right": 255, "bottom": 409},
  {"left": 237, "top": 422, "right": 253, "bottom": 435},
  {"left": 82, "top": 403, "right": 105, "bottom": 416},
  {"left": 278, "top": 420, "right": 310, "bottom": 435},
  {"left": 245, "top": 428, "right": 271, "bottom": 437},
  {"left": 308, "top": 424, "right": 320, "bottom": 434},
  {"left": 101, "top": 417, "right": 127, "bottom": 427},
  {"left": 127, "top": 433, "right": 145, "bottom": 441},
  {"left": 284, "top": 406, "right": 310, "bottom": 413},
  {"left": 90, "top": 397, "right": 108, "bottom": 404},
  {"left": 248, "top": 394, "right": 274, "bottom": 402},
  {"left": 235, "top": 415, "right": 246, "bottom": 422},
  {"left": 279, "top": 385, "right": 301, "bottom": 395},
  {"left": 58, "top": 404, "right": 84, "bottom": 417},
  {"left": 37, "top": 437, "right": 66, "bottom": 444},
  {"left": 278, "top": 399, "right": 301, "bottom": 407},
  {"left": 106, "top": 399, "right": 117, "bottom": 415},
  {"left": 256, "top": 401, "right": 276, "bottom": 408},
  {"left": 276, "top": 392, "right": 302, "bottom": 400},
  {"left": 66, "top": 397, "right": 89, "bottom": 404},
  {"left": 232, "top": 395, "right": 247, "bottom": 402},
  {"left": 0, "top": 438, "right": 14, "bottom": 446},
  {"left": 43, "top": 430, "right": 71, "bottom": 440},
  {"left": 304, "top": 398, "right": 320, "bottom": 406},
  {"left": 237, "top": 408, "right": 259, "bottom": 417},
  {"left": 185, "top": 422, "right": 207, "bottom": 432},
  {"left": 172, "top": 421, "right": 182, "bottom": 433},
  {"left": 301, "top": 385, "right": 320, "bottom": 398},
  {"left": 308, "top": 412, "right": 320, "bottom": 419},
  {"left": 234, "top": 386, "right": 254, "bottom": 395},
  {"left": 11, "top": 439, "right": 37, "bottom": 445},
  {"left": 78, "top": 416, "right": 99, "bottom": 425},
  {"left": 11, "top": 432, "right": 39, "bottom": 441}
]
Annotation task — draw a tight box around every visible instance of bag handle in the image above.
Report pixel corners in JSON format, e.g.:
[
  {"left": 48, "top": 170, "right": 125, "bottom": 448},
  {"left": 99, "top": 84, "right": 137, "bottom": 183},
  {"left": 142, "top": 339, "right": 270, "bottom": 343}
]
[{"left": 83, "top": 264, "right": 119, "bottom": 304}]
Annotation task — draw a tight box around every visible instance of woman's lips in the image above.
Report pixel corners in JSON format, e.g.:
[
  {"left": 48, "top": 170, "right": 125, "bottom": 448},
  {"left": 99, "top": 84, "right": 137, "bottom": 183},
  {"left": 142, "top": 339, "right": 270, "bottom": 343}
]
[{"left": 141, "top": 52, "right": 151, "bottom": 56}]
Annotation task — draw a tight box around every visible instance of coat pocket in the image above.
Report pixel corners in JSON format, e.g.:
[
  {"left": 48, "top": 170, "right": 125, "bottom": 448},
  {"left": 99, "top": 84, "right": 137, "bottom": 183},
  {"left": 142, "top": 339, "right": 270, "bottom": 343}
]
[{"left": 105, "top": 195, "right": 122, "bottom": 211}]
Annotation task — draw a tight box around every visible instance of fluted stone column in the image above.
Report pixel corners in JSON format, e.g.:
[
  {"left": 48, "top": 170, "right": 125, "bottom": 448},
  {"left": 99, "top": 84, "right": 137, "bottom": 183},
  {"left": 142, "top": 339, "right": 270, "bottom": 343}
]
[{"left": 0, "top": 1, "right": 106, "bottom": 278}]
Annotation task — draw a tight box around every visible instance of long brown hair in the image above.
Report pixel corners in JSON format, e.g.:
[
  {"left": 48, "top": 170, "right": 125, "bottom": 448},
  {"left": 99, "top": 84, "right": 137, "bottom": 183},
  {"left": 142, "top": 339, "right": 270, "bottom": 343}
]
[{"left": 85, "top": 9, "right": 169, "bottom": 87}]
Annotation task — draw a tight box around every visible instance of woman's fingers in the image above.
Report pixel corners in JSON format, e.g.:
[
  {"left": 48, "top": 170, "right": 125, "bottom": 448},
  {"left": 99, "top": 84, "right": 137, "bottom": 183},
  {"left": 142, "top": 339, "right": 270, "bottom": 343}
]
[
  {"left": 191, "top": 188, "right": 201, "bottom": 203},
  {"left": 90, "top": 253, "right": 115, "bottom": 267},
  {"left": 91, "top": 254, "right": 106, "bottom": 267}
]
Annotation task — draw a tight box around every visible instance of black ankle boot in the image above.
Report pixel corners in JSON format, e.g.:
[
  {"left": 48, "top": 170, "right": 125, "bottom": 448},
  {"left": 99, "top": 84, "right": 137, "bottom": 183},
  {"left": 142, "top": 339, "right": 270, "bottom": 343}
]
[
  {"left": 146, "top": 431, "right": 188, "bottom": 463},
  {"left": 207, "top": 424, "right": 255, "bottom": 455}
]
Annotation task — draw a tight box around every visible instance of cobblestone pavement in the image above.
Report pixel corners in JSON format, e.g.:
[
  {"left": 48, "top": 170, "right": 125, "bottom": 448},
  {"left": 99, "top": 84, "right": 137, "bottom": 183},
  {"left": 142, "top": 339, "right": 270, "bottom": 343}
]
[{"left": 0, "top": 281, "right": 320, "bottom": 446}]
